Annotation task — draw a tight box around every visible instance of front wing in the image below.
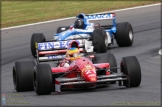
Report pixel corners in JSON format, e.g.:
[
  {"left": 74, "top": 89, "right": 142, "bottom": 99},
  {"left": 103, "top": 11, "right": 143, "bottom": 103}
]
[{"left": 55, "top": 73, "right": 128, "bottom": 92}]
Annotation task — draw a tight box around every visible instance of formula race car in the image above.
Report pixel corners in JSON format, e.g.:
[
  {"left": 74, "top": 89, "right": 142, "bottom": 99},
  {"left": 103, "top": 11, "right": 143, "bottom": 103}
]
[
  {"left": 31, "top": 13, "right": 134, "bottom": 57},
  {"left": 13, "top": 41, "right": 141, "bottom": 95}
]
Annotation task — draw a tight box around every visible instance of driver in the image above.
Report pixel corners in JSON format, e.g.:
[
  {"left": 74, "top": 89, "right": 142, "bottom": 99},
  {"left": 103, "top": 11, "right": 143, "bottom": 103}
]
[
  {"left": 59, "top": 41, "right": 81, "bottom": 67},
  {"left": 66, "top": 41, "right": 81, "bottom": 61},
  {"left": 66, "top": 48, "right": 80, "bottom": 61}
]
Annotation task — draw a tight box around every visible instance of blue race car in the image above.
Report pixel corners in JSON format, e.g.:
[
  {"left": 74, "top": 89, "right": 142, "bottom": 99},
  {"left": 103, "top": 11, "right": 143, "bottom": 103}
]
[{"left": 31, "top": 13, "right": 134, "bottom": 57}]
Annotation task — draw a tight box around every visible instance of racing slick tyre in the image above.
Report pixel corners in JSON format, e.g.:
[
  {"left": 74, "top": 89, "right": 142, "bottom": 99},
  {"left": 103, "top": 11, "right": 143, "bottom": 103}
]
[
  {"left": 31, "top": 33, "right": 45, "bottom": 58},
  {"left": 100, "top": 28, "right": 110, "bottom": 49},
  {"left": 93, "top": 53, "right": 117, "bottom": 84},
  {"left": 115, "top": 22, "right": 134, "bottom": 47},
  {"left": 34, "top": 64, "right": 53, "bottom": 95},
  {"left": 120, "top": 56, "right": 141, "bottom": 87},
  {"left": 92, "top": 29, "right": 107, "bottom": 53},
  {"left": 56, "top": 26, "right": 70, "bottom": 33},
  {"left": 13, "top": 60, "right": 36, "bottom": 92}
]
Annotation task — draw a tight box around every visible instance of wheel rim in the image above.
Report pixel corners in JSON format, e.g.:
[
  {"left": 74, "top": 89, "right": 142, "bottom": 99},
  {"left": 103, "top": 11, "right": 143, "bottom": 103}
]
[
  {"left": 129, "top": 30, "right": 133, "bottom": 41},
  {"left": 105, "top": 32, "right": 109, "bottom": 46}
]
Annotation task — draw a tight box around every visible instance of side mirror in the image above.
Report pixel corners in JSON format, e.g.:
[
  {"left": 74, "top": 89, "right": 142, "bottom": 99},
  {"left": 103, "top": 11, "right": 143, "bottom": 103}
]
[{"left": 70, "top": 26, "right": 74, "bottom": 30}]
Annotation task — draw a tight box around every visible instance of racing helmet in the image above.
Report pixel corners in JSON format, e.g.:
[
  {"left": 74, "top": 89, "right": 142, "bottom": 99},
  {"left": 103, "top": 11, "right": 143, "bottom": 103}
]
[
  {"left": 68, "top": 41, "right": 79, "bottom": 49},
  {"left": 74, "top": 18, "right": 84, "bottom": 29},
  {"left": 66, "top": 41, "right": 80, "bottom": 61}
]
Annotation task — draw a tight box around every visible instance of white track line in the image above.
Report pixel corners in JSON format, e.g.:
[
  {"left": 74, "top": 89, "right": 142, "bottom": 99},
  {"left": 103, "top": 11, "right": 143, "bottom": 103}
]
[{"left": 1, "top": 3, "right": 161, "bottom": 30}]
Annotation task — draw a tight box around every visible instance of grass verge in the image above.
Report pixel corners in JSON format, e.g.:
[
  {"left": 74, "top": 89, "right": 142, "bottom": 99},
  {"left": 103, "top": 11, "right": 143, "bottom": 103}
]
[{"left": 2, "top": 1, "right": 160, "bottom": 28}]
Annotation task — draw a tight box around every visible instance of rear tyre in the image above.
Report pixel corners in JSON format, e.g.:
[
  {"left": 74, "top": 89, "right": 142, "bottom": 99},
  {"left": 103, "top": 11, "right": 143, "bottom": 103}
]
[
  {"left": 93, "top": 53, "right": 117, "bottom": 84},
  {"left": 34, "top": 64, "right": 52, "bottom": 95},
  {"left": 100, "top": 28, "right": 110, "bottom": 48},
  {"left": 31, "top": 33, "right": 45, "bottom": 57},
  {"left": 115, "top": 22, "right": 134, "bottom": 47},
  {"left": 120, "top": 56, "right": 141, "bottom": 87},
  {"left": 93, "top": 53, "right": 117, "bottom": 73},
  {"left": 92, "top": 29, "right": 107, "bottom": 53},
  {"left": 56, "top": 26, "right": 70, "bottom": 33},
  {"left": 13, "top": 61, "right": 36, "bottom": 92}
]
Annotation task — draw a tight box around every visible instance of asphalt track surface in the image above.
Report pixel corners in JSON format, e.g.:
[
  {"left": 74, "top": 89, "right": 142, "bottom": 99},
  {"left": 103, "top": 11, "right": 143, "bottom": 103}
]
[{"left": 1, "top": 5, "right": 161, "bottom": 106}]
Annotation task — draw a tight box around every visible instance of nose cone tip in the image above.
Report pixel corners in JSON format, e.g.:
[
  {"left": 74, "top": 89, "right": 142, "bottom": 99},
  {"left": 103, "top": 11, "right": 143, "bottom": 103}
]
[{"left": 89, "top": 77, "right": 97, "bottom": 82}]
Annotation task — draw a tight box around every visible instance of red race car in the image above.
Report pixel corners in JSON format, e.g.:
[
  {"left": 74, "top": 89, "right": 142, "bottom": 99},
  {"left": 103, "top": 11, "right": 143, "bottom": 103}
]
[{"left": 13, "top": 41, "right": 141, "bottom": 95}]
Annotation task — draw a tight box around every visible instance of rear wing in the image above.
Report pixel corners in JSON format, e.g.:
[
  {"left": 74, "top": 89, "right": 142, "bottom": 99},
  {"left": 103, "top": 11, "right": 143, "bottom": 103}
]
[
  {"left": 77, "top": 13, "right": 116, "bottom": 29},
  {"left": 35, "top": 39, "right": 85, "bottom": 62}
]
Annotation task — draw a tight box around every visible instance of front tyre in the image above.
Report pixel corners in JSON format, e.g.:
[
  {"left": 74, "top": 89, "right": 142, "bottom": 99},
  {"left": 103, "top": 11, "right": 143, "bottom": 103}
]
[
  {"left": 121, "top": 56, "right": 141, "bottom": 87},
  {"left": 34, "top": 64, "right": 53, "bottom": 95}
]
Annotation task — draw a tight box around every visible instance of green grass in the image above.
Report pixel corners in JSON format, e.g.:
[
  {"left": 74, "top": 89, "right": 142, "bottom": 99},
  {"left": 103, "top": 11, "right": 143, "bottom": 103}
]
[{"left": 2, "top": 1, "right": 160, "bottom": 28}]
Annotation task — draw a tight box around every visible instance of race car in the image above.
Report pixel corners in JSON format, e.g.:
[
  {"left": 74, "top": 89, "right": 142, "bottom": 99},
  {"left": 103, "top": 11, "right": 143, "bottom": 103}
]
[
  {"left": 31, "top": 13, "right": 134, "bottom": 57},
  {"left": 13, "top": 41, "right": 141, "bottom": 95}
]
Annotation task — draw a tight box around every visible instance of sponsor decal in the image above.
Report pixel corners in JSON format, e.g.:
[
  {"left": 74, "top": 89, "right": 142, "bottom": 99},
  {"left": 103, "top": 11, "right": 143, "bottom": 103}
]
[
  {"left": 86, "top": 14, "right": 112, "bottom": 19},
  {"left": 55, "top": 84, "right": 61, "bottom": 93},
  {"left": 101, "top": 74, "right": 117, "bottom": 78},
  {"left": 48, "top": 55, "right": 65, "bottom": 59},
  {"left": 63, "top": 81, "right": 85, "bottom": 84},
  {"left": 81, "top": 65, "right": 96, "bottom": 74},
  {"left": 62, "top": 78, "right": 78, "bottom": 81},
  {"left": 81, "top": 65, "right": 96, "bottom": 78},
  {"left": 100, "top": 77, "right": 123, "bottom": 81},
  {"left": 38, "top": 40, "right": 81, "bottom": 50}
]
